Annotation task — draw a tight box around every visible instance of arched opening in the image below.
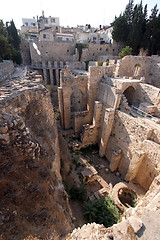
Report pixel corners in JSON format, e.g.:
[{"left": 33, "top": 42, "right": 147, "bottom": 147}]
[
  {"left": 71, "top": 89, "right": 83, "bottom": 113},
  {"left": 134, "top": 64, "right": 141, "bottom": 77},
  {"left": 123, "top": 86, "right": 135, "bottom": 106}
]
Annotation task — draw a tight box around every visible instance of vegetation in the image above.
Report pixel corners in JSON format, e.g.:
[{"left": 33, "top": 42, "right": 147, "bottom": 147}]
[
  {"left": 112, "top": 0, "right": 160, "bottom": 55},
  {"left": 119, "top": 46, "right": 132, "bottom": 58},
  {"left": 83, "top": 197, "right": 120, "bottom": 227},
  {"left": 0, "top": 19, "right": 22, "bottom": 64},
  {"left": 69, "top": 182, "right": 87, "bottom": 201},
  {"left": 97, "top": 61, "right": 103, "bottom": 66}
]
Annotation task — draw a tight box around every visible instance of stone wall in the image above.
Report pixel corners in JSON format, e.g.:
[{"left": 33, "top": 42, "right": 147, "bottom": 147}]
[
  {"left": 149, "top": 55, "right": 160, "bottom": 88},
  {"left": 0, "top": 73, "right": 73, "bottom": 239},
  {"left": 115, "top": 56, "right": 153, "bottom": 82},
  {"left": 20, "top": 39, "right": 31, "bottom": 65},
  {"left": 78, "top": 42, "right": 122, "bottom": 62},
  {"left": 0, "top": 61, "right": 14, "bottom": 82},
  {"left": 105, "top": 110, "right": 160, "bottom": 190},
  {"left": 58, "top": 68, "right": 88, "bottom": 130},
  {"left": 30, "top": 41, "right": 76, "bottom": 65},
  {"left": 130, "top": 83, "right": 160, "bottom": 117}
]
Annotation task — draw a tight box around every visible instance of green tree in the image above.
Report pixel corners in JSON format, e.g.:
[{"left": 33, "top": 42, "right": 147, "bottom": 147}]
[
  {"left": 112, "top": 0, "right": 160, "bottom": 55},
  {"left": 83, "top": 197, "right": 120, "bottom": 227},
  {"left": 7, "top": 20, "right": 22, "bottom": 64},
  {"left": 112, "top": 14, "right": 129, "bottom": 43},
  {"left": 0, "top": 20, "right": 12, "bottom": 60}
]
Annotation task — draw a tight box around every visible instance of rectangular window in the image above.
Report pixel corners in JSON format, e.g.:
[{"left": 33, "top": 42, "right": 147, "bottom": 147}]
[
  {"left": 51, "top": 18, "right": 55, "bottom": 23},
  {"left": 43, "top": 34, "right": 50, "bottom": 39},
  {"left": 93, "top": 37, "right": 96, "bottom": 40}
]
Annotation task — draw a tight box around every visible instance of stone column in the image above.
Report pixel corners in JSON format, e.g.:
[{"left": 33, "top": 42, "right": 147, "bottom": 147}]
[
  {"left": 109, "top": 148, "right": 122, "bottom": 172},
  {"left": 99, "top": 108, "right": 115, "bottom": 157},
  {"left": 93, "top": 101, "right": 103, "bottom": 127},
  {"left": 58, "top": 87, "right": 64, "bottom": 128},
  {"left": 60, "top": 61, "right": 64, "bottom": 68},
  {"left": 56, "top": 69, "right": 60, "bottom": 86},
  {"left": 48, "top": 61, "right": 54, "bottom": 85},
  {"left": 125, "top": 151, "right": 146, "bottom": 182},
  {"left": 42, "top": 61, "right": 48, "bottom": 84},
  {"left": 63, "top": 92, "right": 71, "bottom": 129}
]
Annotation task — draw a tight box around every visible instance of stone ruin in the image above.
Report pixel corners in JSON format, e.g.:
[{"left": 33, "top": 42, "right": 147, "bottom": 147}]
[{"left": 0, "top": 54, "right": 160, "bottom": 239}]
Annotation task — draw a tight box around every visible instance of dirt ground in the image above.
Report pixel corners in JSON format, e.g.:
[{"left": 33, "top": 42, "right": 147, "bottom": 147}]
[{"left": 59, "top": 130, "right": 144, "bottom": 228}]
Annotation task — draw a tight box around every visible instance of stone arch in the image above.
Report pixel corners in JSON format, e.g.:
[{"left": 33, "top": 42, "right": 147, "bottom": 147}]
[
  {"left": 134, "top": 64, "right": 141, "bottom": 77},
  {"left": 123, "top": 86, "right": 135, "bottom": 106},
  {"left": 70, "top": 89, "right": 83, "bottom": 112}
]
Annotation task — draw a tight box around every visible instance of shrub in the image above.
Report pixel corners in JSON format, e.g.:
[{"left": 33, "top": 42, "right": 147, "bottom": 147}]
[
  {"left": 69, "top": 182, "right": 87, "bottom": 201},
  {"left": 97, "top": 61, "right": 103, "bottom": 66},
  {"left": 118, "top": 46, "right": 132, "bottom": 58},
  {"left": 83, "top": 197, "right": 120, "bottom": 227}
]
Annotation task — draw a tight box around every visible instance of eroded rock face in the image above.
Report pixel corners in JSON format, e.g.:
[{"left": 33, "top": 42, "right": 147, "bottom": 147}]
[{"left": 0, "top": 73, "right": 73, "bottom": 240}]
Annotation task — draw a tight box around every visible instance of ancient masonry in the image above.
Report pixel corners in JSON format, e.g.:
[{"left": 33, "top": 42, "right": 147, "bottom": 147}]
[
  {"left": 0, "top": 71, "right": 73, "bottom": 240},
  {"left": 0, "top": 52, "right": 160, "bottom": 239}
]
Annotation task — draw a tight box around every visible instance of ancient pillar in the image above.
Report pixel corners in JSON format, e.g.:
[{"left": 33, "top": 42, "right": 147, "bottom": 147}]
[
  {"left": 56, "top": 69, "right": 60, "bottom": 86},
  {"left": 58, "top": 87, "right": 64, "bottom": 128},
  {"left": 99, "top": 108, "right": 115, "bottom": 157},
  {"left": 48, "top": 61, "right": 54, "bottom": 85},
  {"left": 93, "top": 101, "right": 103, "bottom": 127},
  {"left": 109, "top": 148, "right": 122, "bottom": 172},
  {"left": 125, "top": 151, "right": 146, "bottom": 182},
  {"left": 42, "top": 61, "right": 48, "bottom": 84}
]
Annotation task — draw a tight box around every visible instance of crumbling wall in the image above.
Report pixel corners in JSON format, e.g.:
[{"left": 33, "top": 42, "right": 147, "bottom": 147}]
[
  {"left": 0, "top": 74, "right": 73, "bottom": 240},
  {"left": 20, "top": 39, "right": 31, "bottom": 65},
  {"left": 80, "top": 43, "right": 121, "bottom": 62},
  {"left": 115, "top": 56, "right": 152, "bottom": 81},
  {"left": 0, "top": 61, "right": 14, "bottom": 82},
  {"left": 106, "top": 111, "right": 154, "bottom": 181}
]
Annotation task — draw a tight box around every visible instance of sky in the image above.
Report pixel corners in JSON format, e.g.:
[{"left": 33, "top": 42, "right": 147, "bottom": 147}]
[{"left": 0, "top": 0, "right": 159, "bottom": 29}]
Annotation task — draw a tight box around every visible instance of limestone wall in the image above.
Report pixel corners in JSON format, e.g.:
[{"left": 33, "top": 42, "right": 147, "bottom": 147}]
[
  {"left": 134, "top": 140, "right": 160, "bottom": 190},
  {"left": 149, "top": 55, "right": 160, "bottom": 88},
  {"left": 20, "top": 39, "right": 31, "bottom": 65},
  {"left": 105, "top": 111, "right": 155, "bottom": 184},
  {"left": 0, "top": 61, "right": 14, "bottom": 82},
  {"left": 79, "top": 43, "right": 122, "bottom": 62},
  {"left": 98, "top": 82, "right": 117, "bottom": 108},
  {"left": 115, "top": 56, "right": 152, "bottom": 81},
  {"left": 59, "top": 69, "right": 88, "bottom": 129},
  {"left": 0, "top": 73, "right": 73, "bottom": 239},
  {"left": 30, "top": 41, "right": 75, "bottom": 65}
]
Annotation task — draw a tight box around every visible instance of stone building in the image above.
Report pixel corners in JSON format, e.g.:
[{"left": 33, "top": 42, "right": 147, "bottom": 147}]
[{"left": 58, "top": 55, "right": 160, "bottom": 192}]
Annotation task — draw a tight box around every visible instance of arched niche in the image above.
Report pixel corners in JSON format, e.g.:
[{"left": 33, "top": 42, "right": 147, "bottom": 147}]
[
  {"left": 134, "top": 64, "right": 141, "bottom": 77},
  {"left": 123, "top": 86, "right": 135, "bottom": 106}
]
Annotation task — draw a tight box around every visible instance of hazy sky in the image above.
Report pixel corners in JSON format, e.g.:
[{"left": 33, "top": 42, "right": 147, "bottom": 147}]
[{"left": 0, "top": 0, "right": 159, "bottom": 29}]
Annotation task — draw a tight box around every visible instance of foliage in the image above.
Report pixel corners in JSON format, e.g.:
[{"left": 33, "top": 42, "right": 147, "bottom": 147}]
[
  {"left": 119, "top": 46, "right": 132, "bottom": 58},
  {"left": 83, "top": 197, "right": 120, "bottom": 227},
  {"left": 0, "top": 19, "right": 22, "bottom": 64},
  {"left": 69, "top": 182, "right": 87, "bottom": 201},
  {"left": 97, "top": 61, "right": 103, "bottom": 66},
  {"left": 112, "top": 1, "right": 160, "bottom": 55}
]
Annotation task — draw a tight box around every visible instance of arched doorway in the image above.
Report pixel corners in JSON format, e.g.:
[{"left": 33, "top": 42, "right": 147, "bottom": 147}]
[{"left": 123, "top": 86, "right": 135, "bottom": 106}]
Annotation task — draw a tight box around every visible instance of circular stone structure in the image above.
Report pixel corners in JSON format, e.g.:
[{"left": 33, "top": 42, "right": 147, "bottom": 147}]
[
  {"left": 111, "top": 182, "right": 138, "bottom": 211},
  {"left": 118, "top": 187, "right": 137, "bottom": 208}
]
